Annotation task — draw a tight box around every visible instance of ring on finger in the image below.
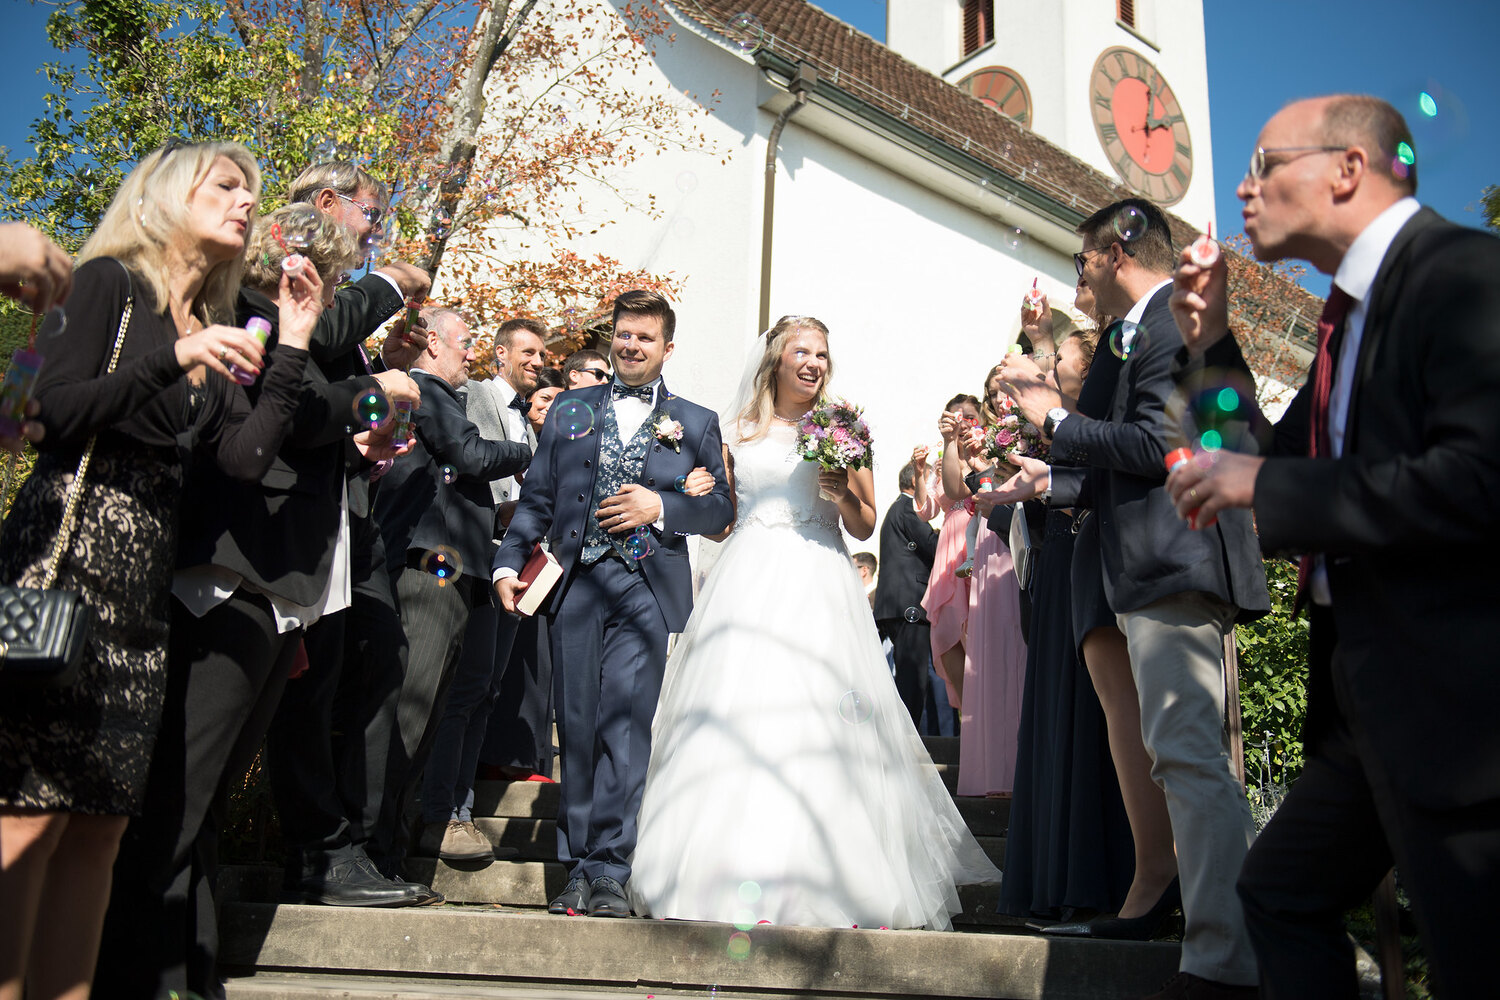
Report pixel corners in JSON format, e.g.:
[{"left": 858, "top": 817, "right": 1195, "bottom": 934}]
[
  {"left": 1189, "top": 487, "right": 1199, "bottom": 501},
  {"left": 218, "top": 349, "right": 228, "bottom": 362}
]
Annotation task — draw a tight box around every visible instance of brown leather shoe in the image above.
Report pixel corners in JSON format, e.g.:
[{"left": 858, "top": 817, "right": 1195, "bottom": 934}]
[{"left": 1140, "top": 972, "right": 1257, "bottom": 1000}]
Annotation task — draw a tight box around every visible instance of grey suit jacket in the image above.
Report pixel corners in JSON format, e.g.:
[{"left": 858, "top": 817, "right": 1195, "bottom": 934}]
[{"left": 460, "top": 376, "right": 537, "bottom": 525}]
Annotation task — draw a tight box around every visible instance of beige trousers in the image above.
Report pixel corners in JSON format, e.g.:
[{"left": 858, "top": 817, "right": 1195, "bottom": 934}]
[{"left": 1118, "top": 591, "right": 1258, "bottom": 987}]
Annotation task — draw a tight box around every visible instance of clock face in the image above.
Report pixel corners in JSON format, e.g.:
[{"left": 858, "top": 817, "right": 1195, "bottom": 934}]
[
  {"left": 958, "top": 66, "right": 1032, "bottom": 127},
  {"left": 1089, "top": 47, "right": 1192, "bottom": 205}
]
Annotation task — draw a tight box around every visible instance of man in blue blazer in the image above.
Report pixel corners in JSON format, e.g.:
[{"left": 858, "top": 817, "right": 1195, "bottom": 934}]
[{"left": 494, "top": 290, "right": 734, "bottom": 917}]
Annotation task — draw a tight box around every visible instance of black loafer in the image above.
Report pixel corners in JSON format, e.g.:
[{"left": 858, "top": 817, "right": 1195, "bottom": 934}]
[
  {"left": 587, "top": 876, "right": 631, "bottom": 917},
  {"left": 548, "top": 877, "right": 591, "bottom": 915},
  {"left": 282, "top": 856, "right": 421, "bottom": 908}
]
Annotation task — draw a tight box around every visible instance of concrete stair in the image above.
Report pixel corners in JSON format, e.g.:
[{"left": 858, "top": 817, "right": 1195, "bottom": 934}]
[{"left": 220, "top": 734, "right": 1187, "bottom": 999}]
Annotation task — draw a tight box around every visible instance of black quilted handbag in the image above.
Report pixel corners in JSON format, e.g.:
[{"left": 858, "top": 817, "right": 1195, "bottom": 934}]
[
  {"left": 0, "top": 584, "right": 91, "bottom": 688},
  {"left": 0, "top": 272, "right": 131, "bottom": 688}
]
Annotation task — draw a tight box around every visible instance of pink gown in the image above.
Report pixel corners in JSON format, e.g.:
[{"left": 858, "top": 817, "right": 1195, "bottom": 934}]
[
  {"left": 956, "top": 516, "right": 1027, "bottom": 797},
  {"left": 917, "top": 478, "right": 971, "bottom": 709}
]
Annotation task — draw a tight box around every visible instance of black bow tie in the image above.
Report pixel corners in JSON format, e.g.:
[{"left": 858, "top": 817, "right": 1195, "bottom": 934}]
[
  {"left": 612, "top": 381, "right": 655, "bottom": 403},
  {"left": 507, "top": 393, "right": 531, "bottom": 413}
]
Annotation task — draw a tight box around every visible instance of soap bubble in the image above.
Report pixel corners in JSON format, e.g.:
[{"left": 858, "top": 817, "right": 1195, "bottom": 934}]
[
  {"left": 274, "top": 205, "right": 322, "bottom": 251},
  {"left": 838, "top": 690, "right": 873, "bottom": 724},
  {"left": 1174, "top": 368, "right": 1267, "bottom": 456},
  {"left": 674, "top": 475, "right": 689, "bottom": 492},
  {"left": 1004, "top": 226, "right": 1027, "bottom": 251},
  {"left": 738, "top": 880, "right": 762, "bottom": 904},
  {"left": 1404, "top": 81, "right": 1468, "bottom": 171},
  {"left": 903, "top": 606, "right": 921, "bottom": 623},
  {"left": 728, "top": 12, "right": 763, "bottom": 51},
  {"left": 419, "top": 545, "right": 463, "bottom": 586},
  {"left": 440, "top": 464, "right": 458, "bottom": 485},
  {"left": 554, "top": 399, "right": 595, "bottom": 439},
  {"left": 675, "top": 171, "right": 699, "bottom": 193},
  {"left": 623, "top": 527, "right": 653, "bottom": 560},
  {"left": 1108, "top": 321, "right": 1150, "bottom": 361},
  {"left": 732, "top": 909, "right": 757, "bottom": 931},
  {"left": 352, "top": 389, "right": 391, "bottom": 428},
  {"left": 726, "top": 931, "right": 752, "bottom": 961},
  {"left": 1112, "top": 205, "right": 1149, "bottom": 243}
]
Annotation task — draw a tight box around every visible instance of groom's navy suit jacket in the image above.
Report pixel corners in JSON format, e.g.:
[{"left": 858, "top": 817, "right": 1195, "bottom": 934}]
[{"left": 493, "top": 381, "right": 734, "bottom": 632}]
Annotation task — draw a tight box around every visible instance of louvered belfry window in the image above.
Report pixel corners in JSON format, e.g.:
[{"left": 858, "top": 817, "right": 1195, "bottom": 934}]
[
  {"left": 962, "top": 0, "right": 994, "bottom": 56},
  {"left": 1117, "top": 0, "right": 1136, "bottom": 27}
]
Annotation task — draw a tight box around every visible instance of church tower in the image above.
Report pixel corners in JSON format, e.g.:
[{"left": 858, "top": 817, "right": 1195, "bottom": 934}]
[{"left": 885, "top": 0, "right": 1216, "bottom": 228}]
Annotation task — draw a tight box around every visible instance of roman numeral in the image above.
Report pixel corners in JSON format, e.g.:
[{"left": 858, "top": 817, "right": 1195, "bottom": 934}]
[
  {"left": 1113, "top": 52, "right": 1130, "bottom": 78},
  {"left": 1171, "top": 164, "right": 1188, "bottom": 184},
  {"left": 997, "top": 82, "right": 1020, "bottom": 108},
  {"left": 1095, "top": 94, "right": 1113, "bottom": 110},
  {"left": 1176, "top": 141, "right": 1191, "bottom": 157},
  {"left": 1100, "top": 122, "right": 1119, "bottom": 141}
]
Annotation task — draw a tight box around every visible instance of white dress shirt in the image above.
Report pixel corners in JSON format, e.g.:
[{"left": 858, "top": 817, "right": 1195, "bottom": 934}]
[{"left": 1310, "top": 196, "right": 1422, "bottom": 605}]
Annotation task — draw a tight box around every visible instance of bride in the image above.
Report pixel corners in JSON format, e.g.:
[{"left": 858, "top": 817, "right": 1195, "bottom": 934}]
[{"left": 626, "top": 316, "right": 1000, "bottom": 930}]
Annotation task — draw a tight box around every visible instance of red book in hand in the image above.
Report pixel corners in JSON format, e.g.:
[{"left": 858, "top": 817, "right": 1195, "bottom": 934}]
[{"left": 516, "top": 543, "right": 562, "bottom": 617}]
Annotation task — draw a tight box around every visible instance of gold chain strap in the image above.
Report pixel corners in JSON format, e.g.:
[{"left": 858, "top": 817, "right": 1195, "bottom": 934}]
[{"left": 38, "top": 294, "right": 134, "bottom": 590}]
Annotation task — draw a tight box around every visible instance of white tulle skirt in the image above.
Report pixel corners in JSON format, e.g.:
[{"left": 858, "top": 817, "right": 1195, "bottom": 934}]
[{"left": 627, "top": 518, "right": 1001, "bottom": 930}]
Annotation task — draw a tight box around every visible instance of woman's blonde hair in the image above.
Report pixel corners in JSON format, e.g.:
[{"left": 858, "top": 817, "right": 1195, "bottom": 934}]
[
  {"left": 243, "top": 205, "right": 362, "bottom": 292},
  {"left": 77, "top": 140, "right": 261, "bottom": 324},
  {"left": 978, "top": 363, "right": 1006, "bottom": 426},
  {"left": 733, "top": 314, "right": 833, "bottom": 443}
]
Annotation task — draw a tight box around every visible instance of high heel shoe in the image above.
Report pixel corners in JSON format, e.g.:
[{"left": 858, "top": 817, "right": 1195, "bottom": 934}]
[{"left": 1038, "top": 876, "right": 1181, "bottom": 940}]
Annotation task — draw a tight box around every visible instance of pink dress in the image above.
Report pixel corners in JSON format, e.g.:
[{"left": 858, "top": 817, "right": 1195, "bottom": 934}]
[
  {"left": 918, "top": 479, "right": 971, "bottom": 709},
  {"left": 956, "top": 516, "right": 1027, "bottom": 797}
]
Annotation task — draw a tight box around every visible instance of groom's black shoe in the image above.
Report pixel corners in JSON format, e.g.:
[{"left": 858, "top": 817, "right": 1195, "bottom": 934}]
[
  {"left": 548, "top": 877, "right": 591, "bottom": 915},
  {"left": 587, "top": 876, "right": 631, "bottom": 917}
]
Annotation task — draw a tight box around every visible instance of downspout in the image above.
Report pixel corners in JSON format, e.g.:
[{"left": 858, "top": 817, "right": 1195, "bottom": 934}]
[{"left": 758, "top": 63, "right": 819, "bottom": 333}]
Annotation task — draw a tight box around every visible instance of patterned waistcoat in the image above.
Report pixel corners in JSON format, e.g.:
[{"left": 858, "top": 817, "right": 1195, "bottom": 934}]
[{"left": 580, "top": 398, "right": 657, "bottom": 566}]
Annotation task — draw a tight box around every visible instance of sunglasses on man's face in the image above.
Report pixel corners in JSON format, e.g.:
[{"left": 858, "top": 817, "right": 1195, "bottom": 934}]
[{"left": 581, "top": 367, "right": 611, "bottom": 381}]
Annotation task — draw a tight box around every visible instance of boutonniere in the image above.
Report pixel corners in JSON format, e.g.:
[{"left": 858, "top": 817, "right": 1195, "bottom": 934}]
[{"left": 654, "top": 414, "right": 684, "bottom": 452}]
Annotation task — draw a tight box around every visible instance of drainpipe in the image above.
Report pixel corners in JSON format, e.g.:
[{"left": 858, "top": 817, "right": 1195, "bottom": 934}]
[{"left": 758, "top": 62, "right": 819, "bottom": 333}]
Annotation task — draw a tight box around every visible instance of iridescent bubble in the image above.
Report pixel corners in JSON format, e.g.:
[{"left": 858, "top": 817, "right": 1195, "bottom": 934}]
[
  {"left": 838, "top": 690, "right": 873, "bottom": 724},
  {"left": 732, "top": 908, "right": 757, "bottom": 931},
  {"left": 554, "top": 399, "right": 595, "bottom": 439},
  {"left": 440, "top": 464, "right": 458, "bottom": 485},
  {"left": 419, "top": 545, "right": 463, "bottom": 586},
  {"left": 738, "top": 880, "right": 762, "bottom": 904},
  {"left": 1112, "top": 205, "right": 1149, "bottom": 243},
  {"left": 726, "top": 931, "right": 752, "bottom": 961},
  {"left": 1418, "top": 91, "right": 1438, "bottom": 118},
  {"left": 1108, "top": 321, "right": 1150, "bottom": 361},
  {"left": 728, "top": 12, "right": 763, "bottom": 51},
  {"left": 674, "top": 475, "right": 689, "bottom": 492},
  {"left": 1175, "top": 368, "right": 1266, "bottom": 455},
  {"left": 276, "top": 205, "right": 322, "bottom": 250},
  {"left": 623, "top": 527, "right": 653, "bottom": 560},
  {"left": 675, "top": 170, "right": 699, "bottom": 193},
  {"left": 1404, "top": 82, "right": 1467, "bottom": 170},
  {"left": 1199, "top": 429, "right": 1224, "bottom": 452},
  {"left": 903, "top": 606, "right": 921, "bottom": 623},
  {"left": 1004, "top": 226, "right": 1027, "bottom": 251},
  {"left": 352, "top": 389, "right": 392, "bottom": 428}
]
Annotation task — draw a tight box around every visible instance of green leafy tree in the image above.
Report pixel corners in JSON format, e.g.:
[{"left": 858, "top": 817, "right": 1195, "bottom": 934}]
[
  {"left": 1481, "top": 184, "right": 1500, "bottom": 234},
  {"left": 1235, "top": 557, "right": 1310, "bottom": 804}
]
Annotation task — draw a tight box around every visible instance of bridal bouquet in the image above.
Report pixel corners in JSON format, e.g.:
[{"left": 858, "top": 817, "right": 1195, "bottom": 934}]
[
  {"left": 984, "top": 399, "right": 1050, "bottom": 465},
  {"left": 795, "top": 398, "right": 873, "bottom": 500}
]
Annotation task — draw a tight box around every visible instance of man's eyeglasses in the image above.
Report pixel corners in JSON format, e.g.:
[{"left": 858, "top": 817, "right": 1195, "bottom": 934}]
[
  {"left": 337, "top": 193, "right": 384, "bottom": 228},
  {"left": 580, "top": 367, "right": 611, "bottom": 382},
  {"left": 1244, "top": 145, "right": 1347, "bottom": 184},
  {"left": 1074, "top": 245, "right": 1109, "bottom": 276}
]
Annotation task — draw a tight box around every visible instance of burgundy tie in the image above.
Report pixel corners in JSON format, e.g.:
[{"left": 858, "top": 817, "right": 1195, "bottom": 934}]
[
  {"left": 1307, "top": 285, "right": 1353, "bottom": 458},
  {"left": 1298, "top": 284, "right": 1354, "bottom": 600}
]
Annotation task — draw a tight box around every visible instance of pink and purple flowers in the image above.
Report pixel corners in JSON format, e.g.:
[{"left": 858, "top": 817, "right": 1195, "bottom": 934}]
[
  {"left": 984, "top": 399, "right": 1050, "bottom": 465},
  {"left": 795, "top": 398, "right": 874, "bottom": 474}
]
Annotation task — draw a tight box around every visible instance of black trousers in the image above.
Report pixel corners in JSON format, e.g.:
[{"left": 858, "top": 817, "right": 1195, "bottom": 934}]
[
  {"left": 265, "top": 510, "right": 406, "bottom": 875},
  {"left": 1238, "top": 608, "right": 1500, "bottom": 999},
  {"left": 480, "top": 612, "right": 554, "bottom": 773},
  {"left": 367, "top": 566, "right": 484, "bottom": 871},
  {"left": 880, "top": 617, "right": 931, "bottom": 727},
  {"left": 95, "top": 591, "right": 299, "bottom": 1000}
]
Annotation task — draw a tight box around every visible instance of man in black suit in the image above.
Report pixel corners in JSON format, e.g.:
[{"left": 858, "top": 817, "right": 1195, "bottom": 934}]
[
  {"left": 994, "top": 198, "right": 1269, "bottom": 1000},
  {"left": 872, "top": 461, "right": 939, "bottom": 725},
  {"left": 370, "top": 308, "right": 532, "bottom": 872},
  {"left": 1166, "top": 94, "right": 1500, "bottom": 999}
]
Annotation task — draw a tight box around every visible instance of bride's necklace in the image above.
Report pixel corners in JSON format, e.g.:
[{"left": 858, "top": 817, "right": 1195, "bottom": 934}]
[{"left": 771, "top": 412, "right": 800, "bottom": 424}]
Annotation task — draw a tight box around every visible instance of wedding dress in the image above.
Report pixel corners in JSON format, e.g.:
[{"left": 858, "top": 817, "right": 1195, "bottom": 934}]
[{"left": 626, "top": 421, "right": 1000, "bottom": 930}]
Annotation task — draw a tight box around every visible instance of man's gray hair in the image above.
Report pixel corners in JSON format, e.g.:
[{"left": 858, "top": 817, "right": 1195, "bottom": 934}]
[{"left": 287, "top": 161, "right": 391, "bottom": 207}]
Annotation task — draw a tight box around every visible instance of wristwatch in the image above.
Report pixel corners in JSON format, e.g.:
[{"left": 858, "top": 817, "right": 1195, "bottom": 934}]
[{"left": 1043, "top": 406, "right": 1069, "bottom": 438}]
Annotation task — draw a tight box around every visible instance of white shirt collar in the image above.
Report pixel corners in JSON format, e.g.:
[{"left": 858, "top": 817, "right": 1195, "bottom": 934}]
[
  {"left": 611, "top": 376, "right": 663, "bottom": 403},
  {"left": 492, "top": 376, "right": 518, "bottom": 405},
  {"left": 1333, "top": 197, "right": 1421, "bottom": 304},
  {"left": 1124, "top": 278, "right": 1174, "bottom": 326}
]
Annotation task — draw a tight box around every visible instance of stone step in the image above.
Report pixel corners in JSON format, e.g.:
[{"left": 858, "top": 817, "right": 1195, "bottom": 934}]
[
  {"left": 218, "top": 902, "right": 1181, "bottom": 1000},
  {"left": 439, "top": 818, "right": 1007, "bottom": 868},
  {"left": 220, "top": 863, "right": 1023, "bottom": 930},
  {"left": 224, "top": 971, "right": 840, "bottom": 1000},
  {"left": 920, "top": 734, "right": 960, "bottom": 765},
  {"left": 467, "top": 782, "right": 1006, "bottom": 836}
]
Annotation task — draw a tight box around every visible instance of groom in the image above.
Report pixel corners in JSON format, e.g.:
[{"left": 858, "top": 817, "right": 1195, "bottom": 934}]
[{"left": 494, "top": 290, "right": 734, "bottom": 917}]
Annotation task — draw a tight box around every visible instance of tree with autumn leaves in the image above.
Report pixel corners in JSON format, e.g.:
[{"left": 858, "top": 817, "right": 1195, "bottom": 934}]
[{"left": 0, "top": 0, "right": 724, "bottom": 371}]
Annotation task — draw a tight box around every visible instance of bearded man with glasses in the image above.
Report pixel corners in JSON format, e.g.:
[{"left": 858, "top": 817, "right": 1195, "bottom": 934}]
[{"left": 1167, "top": 94, "right": 1500, "bottom": 999}]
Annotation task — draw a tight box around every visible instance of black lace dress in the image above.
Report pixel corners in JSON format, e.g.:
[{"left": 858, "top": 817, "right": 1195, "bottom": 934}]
[{"left": 0, "top": 258, "right": 307, "bottom": 815}]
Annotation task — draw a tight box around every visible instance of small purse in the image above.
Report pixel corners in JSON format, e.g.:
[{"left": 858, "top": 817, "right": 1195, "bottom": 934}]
[
  {"left": 1008, "top": 501, "right": 1034, "bottom": 591},
  {"left": 0, "top": 273, "right": 134, "bottom": 688}
]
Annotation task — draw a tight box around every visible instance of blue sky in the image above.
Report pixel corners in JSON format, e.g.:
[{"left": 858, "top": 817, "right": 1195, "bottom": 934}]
[{"left": 3, "top": 0, "right": 1496, "bottom": 297}]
